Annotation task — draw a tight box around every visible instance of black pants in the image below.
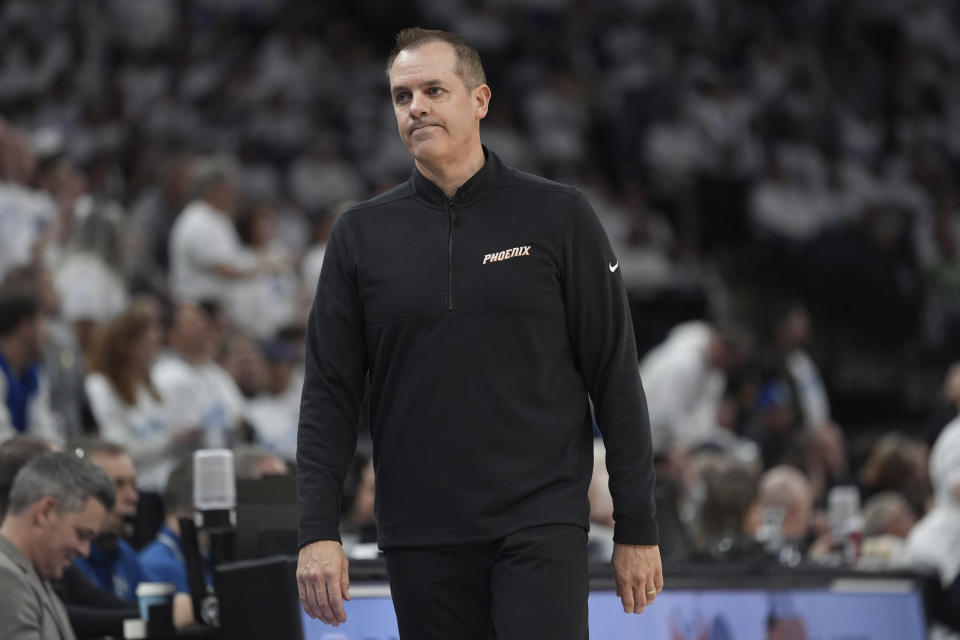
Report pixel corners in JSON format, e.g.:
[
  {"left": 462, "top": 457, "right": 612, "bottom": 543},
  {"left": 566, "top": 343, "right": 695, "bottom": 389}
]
[{"left": 383, "top": 524, "right": 589, "bottom": 640}]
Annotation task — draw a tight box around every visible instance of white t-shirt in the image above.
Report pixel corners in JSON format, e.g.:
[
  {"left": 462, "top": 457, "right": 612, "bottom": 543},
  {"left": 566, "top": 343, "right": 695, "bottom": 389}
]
[
  {"left": 169, "top": 199, "right": 249, "bottom": 303},
  {"left": 228, "top": 244, "right": 300, "bottom": 339},
  {"left": 151, "top": 352, "right": 246, "bottom": 449},
  {"left": 246, "top": 375, "right": 302, "bottom": 462},
  {"left": 639, "top": 321, "right": 726, "bottom": 454},
  {"left": 85, "top": 372, "right": 184, "bottom": 491},
  {"left": 54, "top": 252, "right": 129, "bottom": 322}
]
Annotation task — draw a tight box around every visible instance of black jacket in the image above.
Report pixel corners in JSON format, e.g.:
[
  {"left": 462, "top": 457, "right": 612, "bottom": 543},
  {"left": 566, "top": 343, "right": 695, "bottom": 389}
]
[{"left": 297, "top": 149, "right": 657, "bottom": 548}]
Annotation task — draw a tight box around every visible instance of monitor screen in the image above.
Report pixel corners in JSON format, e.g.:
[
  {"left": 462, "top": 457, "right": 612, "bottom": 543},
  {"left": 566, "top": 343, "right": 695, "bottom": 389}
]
[{"left": 300, "top": 583, "right": 927, "bottom": 640}]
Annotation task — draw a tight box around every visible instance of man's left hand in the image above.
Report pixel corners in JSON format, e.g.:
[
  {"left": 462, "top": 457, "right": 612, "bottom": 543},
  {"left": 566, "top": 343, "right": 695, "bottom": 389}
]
[{"left": 612, "top": 543, "right": 663, "bottom": 614}]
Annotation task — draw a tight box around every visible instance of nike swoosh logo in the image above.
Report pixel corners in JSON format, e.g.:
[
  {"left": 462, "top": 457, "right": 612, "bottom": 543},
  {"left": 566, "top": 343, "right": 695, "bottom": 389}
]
[{"left": 609, "top": 261, "right": 619, "bottom": 272}]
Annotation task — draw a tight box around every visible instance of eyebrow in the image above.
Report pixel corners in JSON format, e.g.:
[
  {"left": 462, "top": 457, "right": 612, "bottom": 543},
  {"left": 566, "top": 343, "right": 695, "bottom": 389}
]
[{"left": 391, "top": 79, "right": 445, "bottom": 95}]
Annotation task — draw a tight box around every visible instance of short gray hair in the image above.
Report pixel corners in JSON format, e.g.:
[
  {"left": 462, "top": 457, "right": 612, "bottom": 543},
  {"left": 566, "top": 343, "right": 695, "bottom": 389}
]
[
  {"left": 387, "top": 28, "right": 486, "bottom": 90},
  {"left": 191, "top": 155, "right": 240, "bottom": 200},
  {"left": 7, "top": 452, "right": 115, "bottom": 516}
]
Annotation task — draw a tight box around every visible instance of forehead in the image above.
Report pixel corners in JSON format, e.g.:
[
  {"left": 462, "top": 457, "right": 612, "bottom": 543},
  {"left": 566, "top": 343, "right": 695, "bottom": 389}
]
[
  {"left": 389, "top": 41, "right": 459, "bottom": 86},
  {"left": 89, "top": 452, "right": 136, "bottom": 479},
  {"left": 61, "top": 497, "right": 107, "bottom": 527}
]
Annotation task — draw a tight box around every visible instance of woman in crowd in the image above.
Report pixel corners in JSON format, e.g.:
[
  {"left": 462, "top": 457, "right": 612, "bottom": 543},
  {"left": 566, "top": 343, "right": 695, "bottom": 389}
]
[{"left": 84, "top": 302, "right": 202, "bottom": 491}]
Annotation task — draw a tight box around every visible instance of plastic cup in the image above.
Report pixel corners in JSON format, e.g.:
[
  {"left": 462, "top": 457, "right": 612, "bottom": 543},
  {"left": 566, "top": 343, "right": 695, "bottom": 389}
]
[{"left": 135, "top": 582, "right": 176, "bottom": 624}]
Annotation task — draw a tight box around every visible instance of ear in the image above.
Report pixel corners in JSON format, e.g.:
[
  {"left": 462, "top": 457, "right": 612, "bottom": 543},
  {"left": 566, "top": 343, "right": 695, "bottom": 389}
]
[
  {"left": 33, "top": 496, "right": 57, "bottom": 527},
  {"left": 473, "top": 84, "right": 491, "bottom": 121}
]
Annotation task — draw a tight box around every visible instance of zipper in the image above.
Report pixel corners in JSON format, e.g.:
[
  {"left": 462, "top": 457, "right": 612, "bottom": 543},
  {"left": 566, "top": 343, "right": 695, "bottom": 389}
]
[{"left": 447, "top": 197, "right": 456, "bottom": 311}]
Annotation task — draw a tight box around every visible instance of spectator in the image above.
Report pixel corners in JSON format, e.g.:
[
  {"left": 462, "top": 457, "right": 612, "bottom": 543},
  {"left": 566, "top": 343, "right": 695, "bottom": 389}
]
[
  {"left": 744, "top": 465, "right": 814, "bottom": 558},
  {"left": 905, "top": 415, "right": 960, "bottom": 636},
  {"left": 52, "top": 200, "right": 129, "bottom": 358},
  {"left": 232, "top": 444, "right": 288, "bottom": 480},
  {"left": 859, "top": 432, "right": 931, "bottom": 519},
  {"left": 693, "top": 458, "right": 764, "bottom": 562},
  {"left": 139, "top": 456, "right": 212, "bottom": 596},
  {"left": 228, "top": 201, "right": 300, "bottom": 340},
  {"left": 246, "top": 338, "right": 302, "bottom": 462},
  {"left": 127, "top": 153, "right": 194, "bottom": 298},
  {"left": 151, "top": 302, "right": 247, "bottom": 450},
  {"left": 0, "top": 451, "right": 114, "bottom": 640},
  {"left": 0, "top": 435, "right": 142, "bottom": 639},
  {"left": 69, "top": 438, "right": 146, "bottom": 602},
  {"left": 85, "top": 303, "right": 203, "bottom": 491},
  {"left": 0, "top": 435, "right": 58, "bottom": 519},
  {"left": 0, "top": 283, "right": 59, "bottom": 442},
  {"left": 2, "top": 265, "right": 85, "bottom": 441},
  {"left": 169, "top": 155, "right": 287, "bottom": 306},
  {"left": 639, "top": 320, "right": 751, "bottom": 455}
]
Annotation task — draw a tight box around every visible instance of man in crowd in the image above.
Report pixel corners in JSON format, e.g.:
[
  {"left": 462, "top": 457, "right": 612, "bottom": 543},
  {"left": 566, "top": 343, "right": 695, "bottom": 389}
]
[
  {"left": 0, "top": 451, "right": 114, "bottom": 640},
  {"left": 0, "top": 283, "right": 58, "bottom": 442},
  {"left": 69, "top": 439, "right": 146, "bottom": 601},
  {"left": 296, "top": 28, "right": 662, "bottom": 638},
  {"left": 139, "top": 456, "right": 211, "bottom": 596}
]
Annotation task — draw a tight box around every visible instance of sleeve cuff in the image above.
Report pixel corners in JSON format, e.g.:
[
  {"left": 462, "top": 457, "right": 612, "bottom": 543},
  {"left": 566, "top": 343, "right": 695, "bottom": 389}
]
[{"left": 612, "top": 516, "right": 659, "bottom": 546}]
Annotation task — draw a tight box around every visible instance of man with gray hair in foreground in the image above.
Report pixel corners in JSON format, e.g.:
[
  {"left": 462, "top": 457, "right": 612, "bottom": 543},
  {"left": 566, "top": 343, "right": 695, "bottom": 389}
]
[{"left": 0, "top": 451, "right": 115, "bottom": 640}]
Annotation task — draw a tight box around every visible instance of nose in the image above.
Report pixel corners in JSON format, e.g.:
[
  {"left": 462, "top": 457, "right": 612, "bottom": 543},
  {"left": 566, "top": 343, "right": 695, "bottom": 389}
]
[{"left": 408, "top": 90, "right": 428, "bottom": 118}]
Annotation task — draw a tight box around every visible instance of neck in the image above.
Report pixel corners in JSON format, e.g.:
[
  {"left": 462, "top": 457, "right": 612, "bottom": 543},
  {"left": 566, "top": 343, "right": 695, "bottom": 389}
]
[
  {"left": 165, "top": 516, "right": 182, "bottom": 536},
  {"left": 172, "top": 344, "right": 207, "bottom": 366},
  {"left": 415, "top": 143, "right": 486, "bottom": 198},
  {"left": 0, "top": 340, "right": 28, "bottom": 375}
]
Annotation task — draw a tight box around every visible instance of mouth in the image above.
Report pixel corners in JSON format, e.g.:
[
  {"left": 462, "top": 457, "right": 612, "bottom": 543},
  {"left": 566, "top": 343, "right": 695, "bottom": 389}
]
[{"left": 410, "top": 123, "right": 440, "bottom": 135}]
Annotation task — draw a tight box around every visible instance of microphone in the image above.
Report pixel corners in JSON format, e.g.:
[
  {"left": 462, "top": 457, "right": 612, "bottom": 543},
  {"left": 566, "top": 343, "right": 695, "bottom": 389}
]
[
  {"left": 183, "top": 449, "right": 238, "bottom": 627},
  {"left": 194, "top": 449, "right": 237, "bottom": 532}
]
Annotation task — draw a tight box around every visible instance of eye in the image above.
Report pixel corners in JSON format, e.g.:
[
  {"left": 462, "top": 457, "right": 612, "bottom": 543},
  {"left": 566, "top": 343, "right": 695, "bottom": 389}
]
[
  {"left": 394, "top": 91, "right": 411, "bottom": 104},
  {"left": 427, "top": 87, "right": 443, "bottom": 97}
]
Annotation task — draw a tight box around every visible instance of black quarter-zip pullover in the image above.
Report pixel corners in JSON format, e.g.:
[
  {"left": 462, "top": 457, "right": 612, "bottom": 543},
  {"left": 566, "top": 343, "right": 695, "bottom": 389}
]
[{"left": 297, "top": 149, "right": 658, "bottom": 549}]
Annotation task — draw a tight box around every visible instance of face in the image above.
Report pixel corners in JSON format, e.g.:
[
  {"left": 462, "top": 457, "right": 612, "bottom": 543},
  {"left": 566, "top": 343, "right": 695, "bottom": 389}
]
[
  {"left": 129, "top": 323, "right": 161, "bottom": 374},
  {"left": 88, "top": 452, "right": 138, "bottom": 538},
  {"left": 36, "top": 497, "right": 106, "bottom": 579},
  {"left": 22, "top": 313, "right": 48, "bottom": 363},
  {"left": 389, "top": 41, "right": 490, "bottom": 168}
]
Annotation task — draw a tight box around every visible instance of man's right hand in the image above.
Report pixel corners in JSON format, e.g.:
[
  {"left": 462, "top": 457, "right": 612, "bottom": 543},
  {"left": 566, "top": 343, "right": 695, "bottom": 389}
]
[{"left": 297, "top": 540, "right": 351, "bottom": 626}]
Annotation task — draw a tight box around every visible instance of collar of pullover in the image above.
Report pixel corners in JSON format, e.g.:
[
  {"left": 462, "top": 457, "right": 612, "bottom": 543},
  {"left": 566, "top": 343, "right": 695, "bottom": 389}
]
[{"left": 410, "top": 146, "right": 500, "bottom": 209}]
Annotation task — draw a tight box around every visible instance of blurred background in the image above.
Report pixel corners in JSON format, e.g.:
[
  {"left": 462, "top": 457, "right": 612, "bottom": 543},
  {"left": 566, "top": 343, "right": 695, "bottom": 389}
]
[{"left": 1, "top": 0, "right": 960, "bottom": 635}]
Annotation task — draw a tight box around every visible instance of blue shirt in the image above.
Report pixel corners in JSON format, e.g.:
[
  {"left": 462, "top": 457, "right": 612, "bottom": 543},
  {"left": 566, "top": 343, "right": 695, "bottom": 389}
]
[
  {"left": 138, "top": 525, "right": 212, "bottom": 595},
  {"left": 73, "top": 539, "right": 146, "bottom": 601},
  {"left": 0, "top": 351, "right": 40, "bottom": 433}
]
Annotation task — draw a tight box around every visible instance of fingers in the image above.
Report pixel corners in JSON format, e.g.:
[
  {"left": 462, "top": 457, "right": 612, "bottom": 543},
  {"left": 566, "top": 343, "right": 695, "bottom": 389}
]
[
  {"left": 297, "top": 570, "right": 323, "bottom": 620},
  {"left": 340, "top": 556, "right": 351, "bottom": 602},
  {"left": 297, "top": 543, "right": 350, "bottom": 626}
]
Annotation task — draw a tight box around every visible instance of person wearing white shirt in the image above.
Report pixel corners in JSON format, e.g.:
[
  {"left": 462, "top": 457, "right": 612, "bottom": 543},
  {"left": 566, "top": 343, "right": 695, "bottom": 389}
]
[
  {"left": 639, "top": 321, "right": 749, "bottom": 456},
  {"left": 151, "top": 303, "right": 246, "bottom": 450},
  {"left": 169, "top": 156, "right": 285, "bottom": 306},
  {"left": 84, "top": 304, "right": 202, "bottom": 492},
  {"left": 246, "top": 339, "right": 302, "bottom": 462},
  {"left": 227, "top": 202, "right": 300, "bottom": 340}
]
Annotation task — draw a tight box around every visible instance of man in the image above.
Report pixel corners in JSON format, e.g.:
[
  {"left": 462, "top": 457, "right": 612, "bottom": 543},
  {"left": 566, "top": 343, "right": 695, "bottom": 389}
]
[
  {"left": 168, "top": 155, "right": 286, "bottom": 305},
  {"left": 0, "top": 451, "right": 115, "bottom": 640},
  {"left": 639, "top": 320, "right": 749, "bottom": 456},
  {"left": 0, "top": 436, "right": 141, "bottom": 639},
  {"left": 0, "top": 283, "right": 59, "bottom": 442},
  {"left": 152, "top": 302, "right": 246, "bottom": 450},
  {"left": 296, "top": 28, "right": 662, "bottom": 639},
  {"left": 3, "top": 265, "right": 85, "bottom": 441},
  {"left": 69, "top": 439, "right": 146, "bottom": 601},
  {"left": 139, "top": 456, "right": 212, "bottom": 595}
]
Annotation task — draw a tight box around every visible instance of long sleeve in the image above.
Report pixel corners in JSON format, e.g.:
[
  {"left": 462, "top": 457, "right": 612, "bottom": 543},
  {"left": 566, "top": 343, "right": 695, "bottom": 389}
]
[
  {"left": 296, "top": 217, "right": 367, "bottom": 548},
  {"left": 561, "top": 191, "right": 658, "bottom": 545}
]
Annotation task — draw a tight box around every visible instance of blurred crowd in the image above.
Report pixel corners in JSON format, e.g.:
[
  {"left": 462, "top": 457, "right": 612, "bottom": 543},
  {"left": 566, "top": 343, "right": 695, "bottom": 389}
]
[{"left": 1, "top": 0, "right": 960, "bottom": 636}]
